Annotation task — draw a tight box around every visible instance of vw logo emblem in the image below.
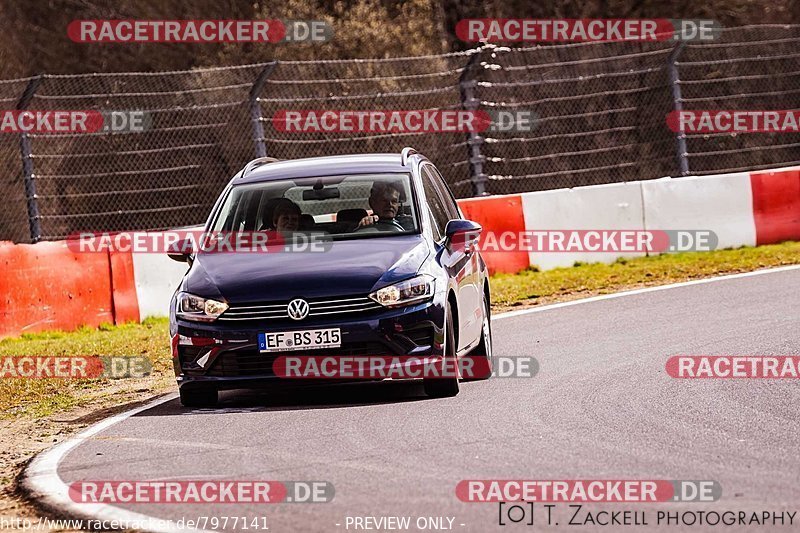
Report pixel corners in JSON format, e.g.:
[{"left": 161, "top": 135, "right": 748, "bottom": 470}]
[{"left": 287, "top": 298, "right": 310, "bottom": 321}]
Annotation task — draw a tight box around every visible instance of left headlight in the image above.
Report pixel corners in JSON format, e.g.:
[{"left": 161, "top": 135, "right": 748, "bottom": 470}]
[
  {"left": 176, "top": 292, "right": 229, "bottom": 322},
  {"left": 369, "top": 275, "right": 435, "bottom": 308}
]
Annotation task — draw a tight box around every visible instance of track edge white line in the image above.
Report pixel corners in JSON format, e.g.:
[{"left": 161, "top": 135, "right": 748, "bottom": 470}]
[
  {"left": 20, "top": 393, "right": 217, "bottom": 533},
  {"left": 494, "top": 264, "right": 800, "bottom": 321}
]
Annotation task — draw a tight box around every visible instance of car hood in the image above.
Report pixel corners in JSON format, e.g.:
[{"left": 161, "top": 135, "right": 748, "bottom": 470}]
[{"left": 182, "top": 234, "right": 431, "bottom": 303}]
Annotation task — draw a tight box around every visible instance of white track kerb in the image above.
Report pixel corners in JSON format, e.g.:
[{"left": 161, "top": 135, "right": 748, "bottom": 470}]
[
  {"left": 21, "top": 394, "right": 216, "bottom": 533},
  {"left": 21, "top": 264, "right": 800, "bottom": 532}
]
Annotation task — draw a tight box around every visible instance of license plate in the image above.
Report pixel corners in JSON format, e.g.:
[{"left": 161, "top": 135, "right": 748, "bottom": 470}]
[{"left": 258, "top": 328, "right": 341, "bottom": 353}]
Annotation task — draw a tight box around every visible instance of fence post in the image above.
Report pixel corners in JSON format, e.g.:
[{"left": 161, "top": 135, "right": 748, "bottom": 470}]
[
  {"left": 667, "top": 43, "right": 690, "bottom": 177},
  {"left": 249, "top": 61, "right": 278, "bottom": 158},
  {"left": 459, "top": 47, "right": 487, "bottom": 196},
  {"left": 17, "top": 75, "right": 44, "bottom": 242}
]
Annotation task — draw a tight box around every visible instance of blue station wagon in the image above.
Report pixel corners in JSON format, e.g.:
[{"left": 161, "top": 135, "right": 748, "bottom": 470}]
[{"left": 168, "top": 148, "right": 493, "bottom": 406}]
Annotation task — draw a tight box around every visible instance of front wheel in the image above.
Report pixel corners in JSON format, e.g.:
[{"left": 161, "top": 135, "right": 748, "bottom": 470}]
[
  {"left": 464, "top": 297, "right": 493, "bottom": 381},
  {"left": 423, "top": 306, "right": 460, "bottom": 398}
]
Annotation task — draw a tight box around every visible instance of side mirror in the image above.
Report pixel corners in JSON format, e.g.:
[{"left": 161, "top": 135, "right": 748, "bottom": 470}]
[
  {"left": 167, "top": 237, "right": 194, "bottom": 263},
  {"left": 444, "top": 219, "right": 482, "bottom": 252}
]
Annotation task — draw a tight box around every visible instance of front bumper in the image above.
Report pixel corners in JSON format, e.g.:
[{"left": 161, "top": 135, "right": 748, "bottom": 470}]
[{"left": 172, "top": 299, "right": 445, "bottom": 390}]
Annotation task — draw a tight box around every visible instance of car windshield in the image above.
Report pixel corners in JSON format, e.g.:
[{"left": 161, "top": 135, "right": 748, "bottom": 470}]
[{"left": 209, "top": 173, "right": 419, "bottom": 240}]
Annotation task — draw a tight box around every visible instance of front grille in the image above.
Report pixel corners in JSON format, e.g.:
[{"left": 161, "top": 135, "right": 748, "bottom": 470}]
[
  {"left": 218, "top": 295, "right": 383, "bottom": 322},
  {"left": 206, "top": 342, "right": 392, "bottom": 377}
]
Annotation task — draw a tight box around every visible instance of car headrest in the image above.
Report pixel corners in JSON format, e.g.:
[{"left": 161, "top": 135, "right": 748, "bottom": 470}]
[
  {"left": 299, "top": 214, "right": 316, "bottom": 229},
  {"left": 337, "top": 208, "right": 368, "bottom": 224}
]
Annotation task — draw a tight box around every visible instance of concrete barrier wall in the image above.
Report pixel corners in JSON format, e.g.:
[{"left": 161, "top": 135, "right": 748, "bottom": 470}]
[
  {"left": 2, "top": 165, "right": 800, "bottom": 336},
  {"left": 641, "top": 173, "right": 756, "bottom": 250},
  {"left": 519, "top": 182, "right": 646, "bottom": 270},
  {"left": 0, "top": 242, "right": 115, "bottom": 337},
  {"left": 131, "top": 252, "right": 188, "bottom": 319}
]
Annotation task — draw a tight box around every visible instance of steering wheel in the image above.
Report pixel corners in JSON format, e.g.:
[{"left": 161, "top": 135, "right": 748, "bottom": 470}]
[{"left": 352, "top": 219, "right": 404, "bottom": 233}]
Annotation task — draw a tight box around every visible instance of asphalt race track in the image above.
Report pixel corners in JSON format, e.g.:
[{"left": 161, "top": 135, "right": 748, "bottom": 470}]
[{"left": 36, "top": 268, "right": 800, "bottom": 532}]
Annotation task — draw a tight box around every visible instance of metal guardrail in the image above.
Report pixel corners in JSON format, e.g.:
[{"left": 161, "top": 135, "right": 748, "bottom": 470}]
[{"left": 1, "top": 25, "right": 799, "bottom": 242}]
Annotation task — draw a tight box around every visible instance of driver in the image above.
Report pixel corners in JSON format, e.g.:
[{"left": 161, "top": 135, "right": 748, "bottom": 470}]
[{"left": 357, "top": 180, "right": 405, "bottom": 231}]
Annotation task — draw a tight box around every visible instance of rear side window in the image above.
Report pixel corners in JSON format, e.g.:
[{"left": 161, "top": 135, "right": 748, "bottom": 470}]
[
  {"left": 421, "top": 168, "right": 450, "bottom": 241},
  {"left": 424, "top": 165, "right": 460, "bottom": 220}
]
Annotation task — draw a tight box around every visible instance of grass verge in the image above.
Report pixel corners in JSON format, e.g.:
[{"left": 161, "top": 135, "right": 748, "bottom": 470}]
[
  {"left": 0, "top": 317, "right": 173, "bottom": 526},
  {"left": 0, "top": 317, "right": 172, "bottom": 419},
  {"left": 491, "top": 241, "right": 800, "bottom": 311}
]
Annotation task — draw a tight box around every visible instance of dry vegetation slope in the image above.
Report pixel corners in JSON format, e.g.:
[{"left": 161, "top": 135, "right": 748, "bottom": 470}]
[{"left": 0, "top": 0, "right": 798, "bottom": 78}]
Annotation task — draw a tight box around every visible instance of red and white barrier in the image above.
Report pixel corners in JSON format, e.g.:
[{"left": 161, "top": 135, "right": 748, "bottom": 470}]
[
  {"left": 750, "top": 167, "right": 800, "bottom": 245},
  {"left": 460, "top": 166, "right": 799, "bottom": 275},
  {"left": 1, "top": 165, "right": 799, "bottom": 336},
  {"left": 0, "top": 242, "right": 138, "bottom": 338}
]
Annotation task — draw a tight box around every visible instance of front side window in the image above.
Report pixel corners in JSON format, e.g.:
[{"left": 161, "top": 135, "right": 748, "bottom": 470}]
[{"left": 210, "top": 173, "right": 419, "bottom": 240}]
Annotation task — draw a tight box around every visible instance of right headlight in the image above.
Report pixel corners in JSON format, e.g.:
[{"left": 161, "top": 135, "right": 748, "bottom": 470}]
[
  {"left": 176, "top": 292, "right": 228, "bottom": 322},
  {"left": 369, "top": 275, "right": 435, "bottom": 308}
]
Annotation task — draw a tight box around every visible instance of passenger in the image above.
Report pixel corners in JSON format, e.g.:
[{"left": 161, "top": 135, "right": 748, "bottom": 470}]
[
  {"left": 357, "top": 181, "right": 405, "bottom": 231},
  {"left": 265, "top": 198, "right": 301, "bottom": 232}
]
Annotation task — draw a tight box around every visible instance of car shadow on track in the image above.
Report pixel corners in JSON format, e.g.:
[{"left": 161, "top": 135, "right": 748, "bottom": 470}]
[{"left": 139, "top": 380, "right": 433, "bottom": 416}]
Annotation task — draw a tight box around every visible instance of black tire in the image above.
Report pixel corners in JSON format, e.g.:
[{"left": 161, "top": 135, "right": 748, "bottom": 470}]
[
  {"left": 423, "top": 306, "right": 460, "bottom": 398},
  {"left": 464, "top": 296, "right": 493, "bottom": 381},
  {"left": 179, "top": 384, "right": 218, "bottom": 407}
]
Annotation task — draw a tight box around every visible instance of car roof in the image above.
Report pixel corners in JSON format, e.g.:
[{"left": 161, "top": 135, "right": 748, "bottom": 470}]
[{"left": 235, "top": 153, "right": 426, "bottom": 185}]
